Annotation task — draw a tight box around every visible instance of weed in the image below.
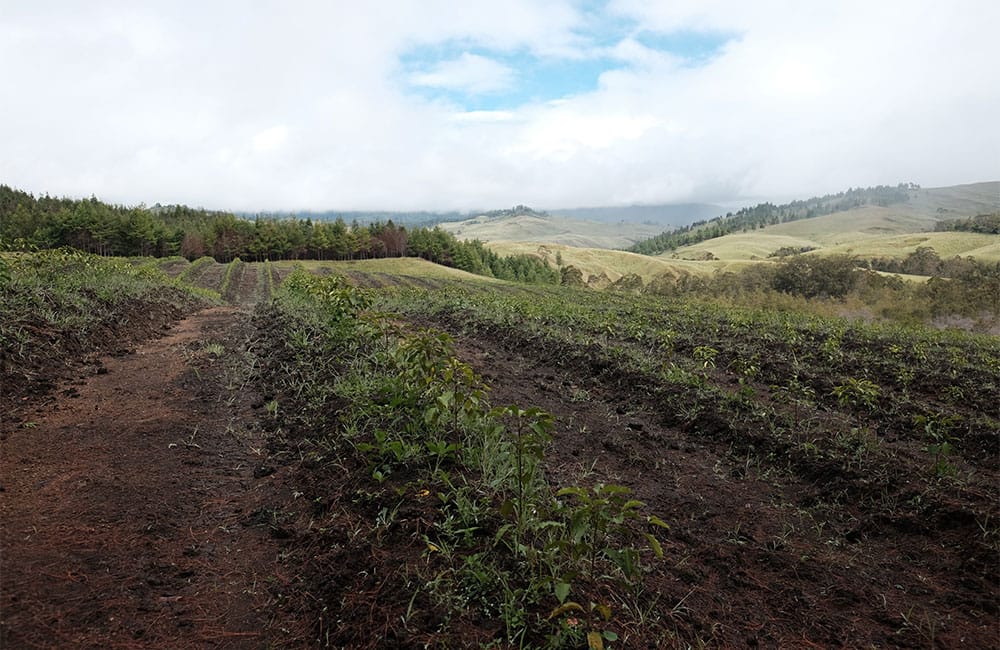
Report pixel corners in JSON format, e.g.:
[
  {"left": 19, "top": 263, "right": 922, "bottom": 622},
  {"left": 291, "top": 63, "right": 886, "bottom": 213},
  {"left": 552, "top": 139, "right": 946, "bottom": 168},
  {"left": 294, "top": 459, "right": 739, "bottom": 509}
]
[{"left": 202, "top": 342, "right": 225, "bottom": 358}]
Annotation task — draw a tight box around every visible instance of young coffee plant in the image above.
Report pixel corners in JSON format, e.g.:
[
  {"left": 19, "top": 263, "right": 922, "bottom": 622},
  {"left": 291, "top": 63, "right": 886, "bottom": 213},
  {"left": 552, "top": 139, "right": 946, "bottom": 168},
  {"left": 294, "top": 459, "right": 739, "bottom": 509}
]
[
  {"left": 832, "top": 377, "right": 881, "bottom": 412},
  {"left": 545, "top": 483, "right": 668, "bottom": 649},
  {"left": 914, "top": 413, "right": 961, "bottom": 477},
  {"left": 495, "top": 406, "right": 555, "bottom": 551},
  {"left": 552, "top": 483, "right": 667, "bottom": 583}
]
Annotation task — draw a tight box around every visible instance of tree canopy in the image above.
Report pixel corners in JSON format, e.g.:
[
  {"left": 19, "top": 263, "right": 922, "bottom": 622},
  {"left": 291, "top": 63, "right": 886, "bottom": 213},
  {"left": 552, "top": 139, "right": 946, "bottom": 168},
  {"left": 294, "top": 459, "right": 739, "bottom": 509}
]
[{"left": 0, "top": 185, "right": 558, "bottom": 284}]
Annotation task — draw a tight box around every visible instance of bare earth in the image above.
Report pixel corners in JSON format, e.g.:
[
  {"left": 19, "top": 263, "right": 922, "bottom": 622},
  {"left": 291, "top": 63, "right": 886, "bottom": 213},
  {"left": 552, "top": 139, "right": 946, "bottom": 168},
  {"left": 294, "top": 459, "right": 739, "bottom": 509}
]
[{"left": 1, "top": 307, "right": 305, "bottom": 649}]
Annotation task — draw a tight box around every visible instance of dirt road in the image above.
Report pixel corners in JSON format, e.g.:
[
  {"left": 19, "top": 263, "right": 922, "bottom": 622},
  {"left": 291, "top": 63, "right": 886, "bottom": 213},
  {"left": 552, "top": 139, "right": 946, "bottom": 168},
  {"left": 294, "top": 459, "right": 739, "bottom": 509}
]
[{"left": 1, "top": 307, "right": 303, "bottom": 648}]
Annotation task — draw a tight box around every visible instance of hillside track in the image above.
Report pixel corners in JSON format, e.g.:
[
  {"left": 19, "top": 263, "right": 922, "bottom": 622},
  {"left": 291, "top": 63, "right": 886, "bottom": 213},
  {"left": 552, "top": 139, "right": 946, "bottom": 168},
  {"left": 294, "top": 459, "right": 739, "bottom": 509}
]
[
  {"left": 187, "top": 262, "right": 227, "bottom": 294},
  {"left": 0, "top": 307, "right": 307, "bottom": 648},
  {"left": 224, "top": 262, "right": 269, "bottom": 307}
]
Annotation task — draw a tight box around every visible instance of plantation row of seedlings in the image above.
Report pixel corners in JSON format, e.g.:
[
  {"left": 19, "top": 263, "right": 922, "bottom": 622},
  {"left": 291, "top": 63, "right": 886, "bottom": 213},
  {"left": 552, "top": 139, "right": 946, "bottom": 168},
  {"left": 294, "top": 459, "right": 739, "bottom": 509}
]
[
  {"left": 373, "top": 280, "right": 999, "bottom": 645},
  {"left": 252, "top": 270, "right": 671, "bottom": 648}
]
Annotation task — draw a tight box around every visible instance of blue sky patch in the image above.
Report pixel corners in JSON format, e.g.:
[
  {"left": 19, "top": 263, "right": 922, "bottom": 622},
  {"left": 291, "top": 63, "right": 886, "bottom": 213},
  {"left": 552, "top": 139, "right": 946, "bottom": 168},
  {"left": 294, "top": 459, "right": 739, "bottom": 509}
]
[
  {"left": 401, "top": 45, "right": 619, "bottom": 110},
  {"left": 399, "top": 18, "right": 734, "bottom": 111},
  {"left": 634, "top": 30, "right": 735, "bottom": 63}
]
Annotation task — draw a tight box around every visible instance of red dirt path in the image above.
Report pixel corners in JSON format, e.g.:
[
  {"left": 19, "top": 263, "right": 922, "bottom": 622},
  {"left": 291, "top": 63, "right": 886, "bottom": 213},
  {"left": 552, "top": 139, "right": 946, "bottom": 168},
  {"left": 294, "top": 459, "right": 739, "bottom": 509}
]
[{"left": 1, "top": 307, "right": 305, "bottom": 649}]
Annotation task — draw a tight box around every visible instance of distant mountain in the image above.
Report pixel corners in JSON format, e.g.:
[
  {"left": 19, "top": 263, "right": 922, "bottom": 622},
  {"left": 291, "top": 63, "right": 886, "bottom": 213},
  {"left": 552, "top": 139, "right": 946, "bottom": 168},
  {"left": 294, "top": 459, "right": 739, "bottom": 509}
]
[
  {"left": 630, "top": 184, "right": 923, "bottom": 255},
  {"left": 240, "top": 209, "right": 470, "bottom": 228},
  {"left": 550, "top": 203, "right": 723, "bottom": 227},
  {"left": 241, "top": 202, "right": 723, "bottom": 231},
  {"left": 437, "top": 214, "right": 666, "bottom": 249},
  {"left": 433, "top": 202, "right": 727, "bottom": 249}
]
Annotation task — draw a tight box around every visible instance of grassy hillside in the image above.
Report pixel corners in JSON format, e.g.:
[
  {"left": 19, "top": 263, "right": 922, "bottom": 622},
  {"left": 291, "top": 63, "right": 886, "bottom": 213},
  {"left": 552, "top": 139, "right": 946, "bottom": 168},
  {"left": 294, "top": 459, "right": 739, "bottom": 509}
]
[
  {"left": 669, "top": 183, "right": 999, "bottom": 262},
  {"left": 438, "top": 214, "right": 664, "bottom": 249},
  {"left": 487, "top": 241, "right": 755, "bottom": 282},
  {"left": 671, "top": 220, "right": 1000, "bottom": 262},
  {"left": 906, "top": 181, "right": 1000, "bottom": 217},
  {"left": 815, "top": 232, "right": 1000, "bottom": 261}
]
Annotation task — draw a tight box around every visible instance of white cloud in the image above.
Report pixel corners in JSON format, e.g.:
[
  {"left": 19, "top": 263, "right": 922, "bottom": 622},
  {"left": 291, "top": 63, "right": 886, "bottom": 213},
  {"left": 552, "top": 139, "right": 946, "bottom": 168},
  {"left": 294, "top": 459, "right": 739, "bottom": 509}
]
[
  {"left": 252, "top": 126, "right": 290, "bottom": 153},
  {"left": 0, "top": 1, "right": 997, "bottom": 211},
  {"left": 409, "top": 53, "right": 515, "bottom": 95},
  {"left": 450, "top": 110, "right": 518, "bottom": 123}
]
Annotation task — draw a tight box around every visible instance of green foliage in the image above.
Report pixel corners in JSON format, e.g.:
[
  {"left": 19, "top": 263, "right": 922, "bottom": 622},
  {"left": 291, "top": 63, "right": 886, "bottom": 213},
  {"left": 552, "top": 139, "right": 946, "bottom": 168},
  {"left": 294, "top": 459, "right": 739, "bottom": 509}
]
[
  {"left": 281, "top": 268, "right": 372, "bottom": 322},
  {"left": 219, "top": 257, "right": 243, "bottom": 301},
  {"left": 915, "top": 413, "right": 961, "bottom": 477},
  {"left": 771, "top": 254, "right": 861, "bottom": 299},
  {"left": 832, "top": 377, "right": 882, "bottom": 412},
  {"left": 935, "top": 211, "right": 1000, "bottom": 234},
  {"left": 0, "top": 184, "right": 558, "bottom": 285},
  {"left": 553, "top": 484, "right": 666, "bottom": 581},
  {"left": 494, "top": 406, "right": 554, "bottom": 548},
  {"left": 0, "top": 249, "right": 208, "bottom": 396}
]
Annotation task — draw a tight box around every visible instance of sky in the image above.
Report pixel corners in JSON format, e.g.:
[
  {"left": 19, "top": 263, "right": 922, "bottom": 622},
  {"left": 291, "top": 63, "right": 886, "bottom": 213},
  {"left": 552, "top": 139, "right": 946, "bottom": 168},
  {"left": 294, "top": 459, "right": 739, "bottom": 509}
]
[{"left": 2, "top": 1, "right": 998, "bottom": 212}]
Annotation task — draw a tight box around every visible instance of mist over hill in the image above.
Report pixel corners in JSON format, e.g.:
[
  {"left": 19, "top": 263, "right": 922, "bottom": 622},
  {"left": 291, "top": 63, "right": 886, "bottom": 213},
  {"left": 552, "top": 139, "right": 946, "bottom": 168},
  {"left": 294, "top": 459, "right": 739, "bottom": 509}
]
[
  {"left": 549, "top": 203, "right": 723, "bottom": 226},
  {"left": 243, "top": 201, "right": 722, "bottom": 230}
]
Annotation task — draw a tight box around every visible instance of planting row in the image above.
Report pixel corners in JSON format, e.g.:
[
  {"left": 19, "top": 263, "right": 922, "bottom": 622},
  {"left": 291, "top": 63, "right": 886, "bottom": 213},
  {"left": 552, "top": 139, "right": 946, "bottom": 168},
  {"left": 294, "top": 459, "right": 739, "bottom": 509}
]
[
  {"left": 380, "top": 282, "right": 999, "bottom": 562},
  {"left": 251, "top": 270, "right": 673, "bottom": 648}
]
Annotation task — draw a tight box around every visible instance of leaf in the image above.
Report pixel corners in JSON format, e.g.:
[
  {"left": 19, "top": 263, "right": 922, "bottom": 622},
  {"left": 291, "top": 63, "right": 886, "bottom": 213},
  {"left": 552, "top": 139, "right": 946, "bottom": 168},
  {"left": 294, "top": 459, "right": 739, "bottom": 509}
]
[
  {"left": 554, "top": 581, "right": 571, "bottom": 603},
  {"left": 424, "top": 407, "right": 439, "bottom": 425},
  {"left": 648, "top": 515, "right": 670, "bottom": 529},
  {"left": 594, "top": 603, "right": 612, "bottom": 621},
  {"left": 602, "top": 631, "right": 619, "bottom": 641},
  {"left": 499, "top": 500, "right": 515, "bottom": 519},
  {"left": 587, "top": 630, "right": 605, "bottom": 650},
  {"left": 548, "top": 601, "right": 585, "bottom": 620},
  {"left": 493, "top": 519, "right": 510, "bottom": 535},
  {"left": 646, "top": 532, "right": 664, "bottom": 559}
]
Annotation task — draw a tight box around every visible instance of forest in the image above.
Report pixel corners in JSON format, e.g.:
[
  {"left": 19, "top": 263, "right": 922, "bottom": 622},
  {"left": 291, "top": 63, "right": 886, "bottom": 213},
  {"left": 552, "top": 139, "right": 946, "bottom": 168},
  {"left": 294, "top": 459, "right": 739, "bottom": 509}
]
[{"left": 0, "top": 185, "right": 558, "bottom": 284}]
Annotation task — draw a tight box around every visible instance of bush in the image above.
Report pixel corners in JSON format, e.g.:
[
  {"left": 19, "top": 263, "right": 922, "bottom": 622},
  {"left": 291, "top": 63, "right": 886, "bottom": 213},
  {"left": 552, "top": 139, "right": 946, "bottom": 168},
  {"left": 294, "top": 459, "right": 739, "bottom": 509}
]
[{"left": 771, "top": 255, "right": 860, "bottom": 299}]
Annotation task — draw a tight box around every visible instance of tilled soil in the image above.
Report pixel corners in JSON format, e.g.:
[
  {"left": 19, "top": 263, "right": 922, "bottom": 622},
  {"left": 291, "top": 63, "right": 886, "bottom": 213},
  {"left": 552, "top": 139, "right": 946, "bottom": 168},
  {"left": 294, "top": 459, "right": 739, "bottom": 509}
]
[
  {"left": 439, "top": 326, "right": 999, "bottom": 648},
  {"left": 1, "top": 307, "right": 306, "bottom": 649},
  {"left": 3, "top": 261, "right": 996, "bottom": 648}
]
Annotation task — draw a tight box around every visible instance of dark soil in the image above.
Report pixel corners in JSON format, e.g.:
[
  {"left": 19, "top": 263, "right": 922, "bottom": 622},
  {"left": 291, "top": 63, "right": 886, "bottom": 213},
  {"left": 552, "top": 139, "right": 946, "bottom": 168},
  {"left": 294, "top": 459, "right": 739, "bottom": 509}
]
[
  {"left": 1, "top": 307, "right": 309, "bottom": 648},
  {"left": 420, "top": 318, "right": 999, "bottom": 648},
  {"left": 0, "top": 291, "right": 196, "bottom": 416},
  {"left": 3, "top": 261, "right": 996, "bottom": 648}
]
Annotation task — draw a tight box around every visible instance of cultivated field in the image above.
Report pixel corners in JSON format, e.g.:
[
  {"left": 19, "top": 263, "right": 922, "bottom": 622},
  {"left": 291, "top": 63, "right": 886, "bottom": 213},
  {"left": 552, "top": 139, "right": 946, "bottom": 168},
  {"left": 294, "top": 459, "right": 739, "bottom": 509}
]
[{"left": 2, "top": 252, "right": 998, "bottom": 648}]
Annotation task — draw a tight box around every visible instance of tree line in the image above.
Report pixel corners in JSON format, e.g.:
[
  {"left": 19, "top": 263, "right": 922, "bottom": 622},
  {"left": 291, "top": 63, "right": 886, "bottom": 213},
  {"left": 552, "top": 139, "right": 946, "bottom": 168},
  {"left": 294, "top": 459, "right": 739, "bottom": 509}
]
[
  {"left": 0, "top": 185, "right": 558, "bottom": 284},
  {"left": 934, "top": 212, "right": 1000, "bottom": 235},
  {"left": 629, "top": 183, "right": 916, "bottom": 255}
]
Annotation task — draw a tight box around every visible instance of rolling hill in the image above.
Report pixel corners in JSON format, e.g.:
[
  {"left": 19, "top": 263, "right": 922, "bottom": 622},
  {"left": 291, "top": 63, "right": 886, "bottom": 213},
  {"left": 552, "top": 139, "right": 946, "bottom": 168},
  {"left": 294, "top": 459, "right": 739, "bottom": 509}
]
[
  {"left": 437, "top": 213, "right": 667, "bottom": 249},
  {"left": 478, "top": 182, "right": 999, "bottom": 284},
  {"left": 669, "top": 182, "right": 999, "bottom": 262}
]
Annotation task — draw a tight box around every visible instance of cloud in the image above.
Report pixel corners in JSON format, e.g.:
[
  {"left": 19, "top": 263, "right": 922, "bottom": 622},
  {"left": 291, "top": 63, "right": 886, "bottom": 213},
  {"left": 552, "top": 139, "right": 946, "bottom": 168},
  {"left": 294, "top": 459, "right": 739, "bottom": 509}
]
[
  {"left": 0, "top": 1, "right": 997, "bottom": 211},
  {"left": 252, "top": 125, "right": 290, "bottom": 153},
  {"left": 409, "top": 53, "right": 515, "bottom": 95}
]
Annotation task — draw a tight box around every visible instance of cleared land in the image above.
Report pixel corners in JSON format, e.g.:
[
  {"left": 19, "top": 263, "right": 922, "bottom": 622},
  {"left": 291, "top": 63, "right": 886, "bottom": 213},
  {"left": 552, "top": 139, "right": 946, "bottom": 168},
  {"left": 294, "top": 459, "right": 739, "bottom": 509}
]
[{"left": 3, "top": 243, "right": 998, "bottom": 648}]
